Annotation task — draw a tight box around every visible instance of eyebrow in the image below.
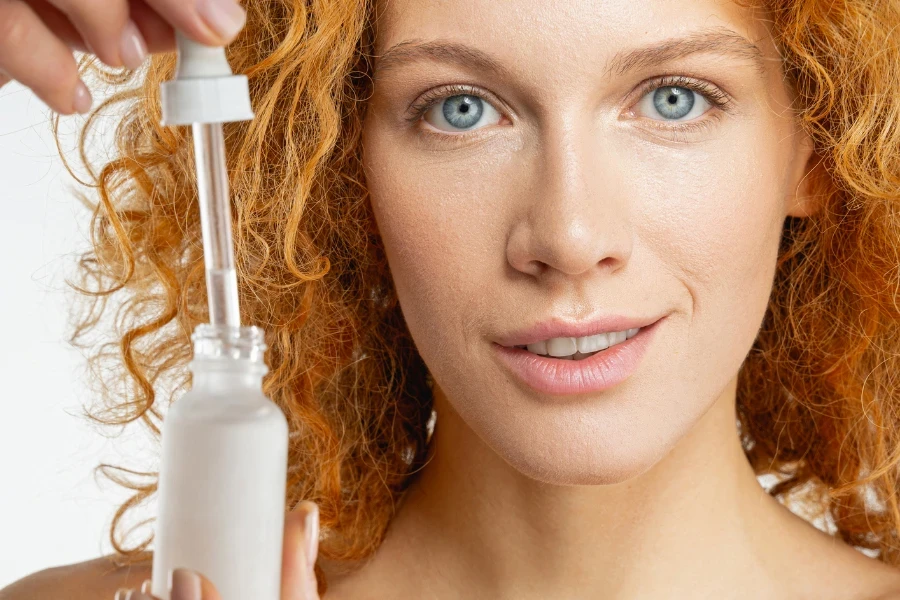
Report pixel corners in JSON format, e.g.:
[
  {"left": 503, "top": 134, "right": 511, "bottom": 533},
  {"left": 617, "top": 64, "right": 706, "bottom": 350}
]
[{"left": 373, "top": 27, "right": 769, "bottom": 82}]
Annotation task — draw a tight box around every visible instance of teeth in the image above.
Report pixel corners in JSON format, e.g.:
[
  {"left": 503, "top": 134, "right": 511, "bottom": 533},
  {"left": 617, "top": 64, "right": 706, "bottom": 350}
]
[
  {"left": 526, "top": 340, "right": 547, "bottom": 355},
  {"left": 546, "top": 337, "right": 578, "bottom": 357},
  {"left": 576, "top": 332, "right": 609, "bottom": 354},
  {"left": 522, "top": 327, "right": 641, "bottom": 358}
]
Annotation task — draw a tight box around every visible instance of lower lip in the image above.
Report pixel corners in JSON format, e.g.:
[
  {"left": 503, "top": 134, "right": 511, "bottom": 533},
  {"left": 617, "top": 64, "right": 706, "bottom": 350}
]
[{"left": 492, "top": 317, "right": 664, "bottom": 396}]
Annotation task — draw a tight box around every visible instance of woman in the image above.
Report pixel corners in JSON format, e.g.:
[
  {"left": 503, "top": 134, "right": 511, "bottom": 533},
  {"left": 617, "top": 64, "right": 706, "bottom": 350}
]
[{"left": 1, "top": 0, "right": 900, "bottom": 598}]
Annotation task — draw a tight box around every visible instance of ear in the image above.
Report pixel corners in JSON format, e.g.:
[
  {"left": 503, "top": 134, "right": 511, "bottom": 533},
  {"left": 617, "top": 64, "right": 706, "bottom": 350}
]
[{"left": 784, "top": 125, "right": 824, "bottom": 218}]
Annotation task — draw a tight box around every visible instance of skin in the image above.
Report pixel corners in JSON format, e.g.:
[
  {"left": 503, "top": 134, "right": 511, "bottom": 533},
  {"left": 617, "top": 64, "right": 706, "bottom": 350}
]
[
  {"left": 0, "top": 0, "right": 243, "bottom": 115},
  {"left": 3, "top": 0, "right": 900, "bottom": 598},
  {"left": 316, "top": 0, "right": 900, "bottom": 598},
  {"left": 0, "top": 502, "right": 320, "bottom": 599}
]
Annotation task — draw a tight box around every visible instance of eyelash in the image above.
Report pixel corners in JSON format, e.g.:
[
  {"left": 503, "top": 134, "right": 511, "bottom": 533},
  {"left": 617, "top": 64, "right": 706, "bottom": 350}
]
[{"left": 404, "top": 74, "right": 735, "bottom": 142}]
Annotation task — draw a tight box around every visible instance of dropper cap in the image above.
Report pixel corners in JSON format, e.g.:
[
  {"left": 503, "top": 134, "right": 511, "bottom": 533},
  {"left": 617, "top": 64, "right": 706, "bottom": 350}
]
[{"left": 160, "top": 32, "right": 254, "bottom": 125}]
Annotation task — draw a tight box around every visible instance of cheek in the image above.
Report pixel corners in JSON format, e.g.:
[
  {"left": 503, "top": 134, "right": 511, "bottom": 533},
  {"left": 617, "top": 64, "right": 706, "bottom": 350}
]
[
  {"left": 362, "top": 130, "right": 518, "bottom": 345},
  {"left": 630, "top": 126, "right": 788, "bottom": 320},
  {"left": 622, "top": 123, "right": 791, "bottom": 422},
  {"left": 364, "top": 161, "right": 474, "bottom": 312}
]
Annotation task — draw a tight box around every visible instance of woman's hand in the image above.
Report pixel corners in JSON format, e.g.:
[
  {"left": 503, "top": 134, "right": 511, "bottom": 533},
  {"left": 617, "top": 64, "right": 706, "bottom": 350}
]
[
  {"left": 0, "top": 0, "right": 247, "bottom": 115},
  {"left": 113, "top": 501, "right": 321, "bottom": 600}
]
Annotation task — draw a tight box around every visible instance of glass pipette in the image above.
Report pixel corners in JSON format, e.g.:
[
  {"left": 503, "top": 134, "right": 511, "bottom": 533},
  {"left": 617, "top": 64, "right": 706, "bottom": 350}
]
[
  {"left": 192, "top": 120, "right": 240, "bottom": 327},
  {"left": 148, "top": 32, "right": 290, "bottom": 600}
]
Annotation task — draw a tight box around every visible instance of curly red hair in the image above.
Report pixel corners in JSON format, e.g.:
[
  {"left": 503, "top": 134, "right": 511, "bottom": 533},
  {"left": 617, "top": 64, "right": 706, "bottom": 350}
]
[{"left": 54, "top": 0, "right": 900, "bottom": 593}]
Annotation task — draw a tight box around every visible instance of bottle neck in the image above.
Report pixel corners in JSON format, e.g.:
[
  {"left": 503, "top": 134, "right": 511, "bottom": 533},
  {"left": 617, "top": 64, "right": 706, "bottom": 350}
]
[
  {"left": 192, "top": 323, "right": 267, "bottom": 361},
  {"left": 189, "top": 361, "right": 267, "bottom": 394},
  {"left": 188, "top": 323, "right": 269, "bottom": 394}
]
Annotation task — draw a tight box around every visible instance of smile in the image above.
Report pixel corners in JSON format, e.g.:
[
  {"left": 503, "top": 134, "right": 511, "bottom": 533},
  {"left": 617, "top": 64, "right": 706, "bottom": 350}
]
[
  {"left": 493, "top": 317, "right": 665, "bottom": 396},
  {"left": 510, "top": 328, "right": 642, "bottom": 360}
]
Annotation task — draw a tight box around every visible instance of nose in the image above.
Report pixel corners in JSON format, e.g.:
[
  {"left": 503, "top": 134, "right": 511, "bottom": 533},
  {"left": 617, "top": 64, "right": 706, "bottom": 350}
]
[{"left": 506, "top": 115, "right": 633, "bottom": 281}]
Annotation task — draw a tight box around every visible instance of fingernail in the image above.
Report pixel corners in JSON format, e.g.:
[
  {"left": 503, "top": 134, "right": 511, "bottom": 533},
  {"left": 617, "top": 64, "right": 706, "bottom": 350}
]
[
  {"left": 73, "top": 80, "right": 92, "bottom": 114},
  {"left": 303, "top": 503, "right": 319, "bottom": 571},
  {"left": 196, "top": 0, "right": 247, "bottom": 42},
  {"left": 170, "top": 568, "right": 202, "bottom": 600},
  {"left": 141, "top": 579, "right": 152, "bottom": 594},
  {"left": 119, "top": 20, "right": 148, "bottom": 70}
]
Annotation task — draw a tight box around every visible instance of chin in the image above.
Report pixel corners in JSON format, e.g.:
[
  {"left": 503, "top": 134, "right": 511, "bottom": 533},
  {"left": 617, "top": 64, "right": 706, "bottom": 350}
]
[
  {"left": 450, "top": 385, "right": 693, "bottom": 487},
  {"left": 426, "top": 323, "right": 730, "bottom": 489},
  {"left": 494, "top": 427, "right": 679, "bottom": 487}
]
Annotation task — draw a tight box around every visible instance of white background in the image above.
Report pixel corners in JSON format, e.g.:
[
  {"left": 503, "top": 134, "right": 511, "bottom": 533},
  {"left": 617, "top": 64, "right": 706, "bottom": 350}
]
[{"left": 0, "top": 80, "right": 156, "bottom": 589}]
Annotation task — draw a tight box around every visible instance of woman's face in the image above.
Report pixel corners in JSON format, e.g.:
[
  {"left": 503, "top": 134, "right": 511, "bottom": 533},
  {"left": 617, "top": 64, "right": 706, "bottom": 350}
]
[{"left": 361, "top": 0, "right": 817, "bottom": 484}]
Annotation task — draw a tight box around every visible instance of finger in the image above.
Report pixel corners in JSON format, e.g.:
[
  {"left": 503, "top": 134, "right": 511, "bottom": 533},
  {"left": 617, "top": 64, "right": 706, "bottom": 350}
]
[
  {"left": 45, "top": 0, "right": 131, "bottom": 67},
  {"left": 171, "top": 568, "right": 222, "bottom": 600},
  {"left": 111, "top": 578, "right": 160, "bottom": 599},
  {"left": 129, "top": 0, "right": 175, "bottom": 53},
  {"left": 113, "top": 589, "right": 158, "bottom": 600},
  {"left": 305, "top": 503, "right": 320, "bottom": 597},
  {"left": 30, "top": 0, "right": 173, "bottom": 57},
  {"left": 142, "top": 0, "right": 246, "bottom": 47},
  {"left": 0, "top": 69, "right": 11, "bottom": 89},
  {"left": 0, "top": 0, "right": 88, "bottom": 114},
  {"left": 281, "top": 501, "right": 321, "bottom": 600},
  {"left": 27, "top": 0, "right": 89, "bottom": 52}
]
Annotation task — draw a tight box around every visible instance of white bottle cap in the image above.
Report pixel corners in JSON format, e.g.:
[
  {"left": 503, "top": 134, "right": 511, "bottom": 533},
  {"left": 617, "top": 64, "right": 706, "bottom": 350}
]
[{"left": 160, "top": 32, "right": 254, "bottom": 125}]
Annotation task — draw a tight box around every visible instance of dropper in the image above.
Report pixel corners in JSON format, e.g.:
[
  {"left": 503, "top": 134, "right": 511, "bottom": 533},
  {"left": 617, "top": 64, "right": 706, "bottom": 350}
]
[
  {"left": 160, "top": 32, "right": 254, "bottom": 326},
  {"left": 150, "top": 32, "right": 290, "bottom": 600}
]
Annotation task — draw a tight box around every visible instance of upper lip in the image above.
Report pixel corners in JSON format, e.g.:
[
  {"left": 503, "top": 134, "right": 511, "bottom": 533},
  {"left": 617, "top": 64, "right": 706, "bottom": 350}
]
[{"left": 495, "top": 314, "right": 665, "bottom": 347}]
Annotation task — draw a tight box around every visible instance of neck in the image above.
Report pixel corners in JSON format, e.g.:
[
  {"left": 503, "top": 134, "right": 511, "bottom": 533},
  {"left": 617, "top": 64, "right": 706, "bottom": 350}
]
[{"left": 367, "top": 376, "right": 828, "bottom": 598}]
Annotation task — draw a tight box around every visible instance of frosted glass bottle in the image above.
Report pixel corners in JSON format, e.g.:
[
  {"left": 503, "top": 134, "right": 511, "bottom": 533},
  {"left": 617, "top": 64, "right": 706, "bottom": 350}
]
[{"left": 150, "top": 324, "right": 289, "bottom": 600}]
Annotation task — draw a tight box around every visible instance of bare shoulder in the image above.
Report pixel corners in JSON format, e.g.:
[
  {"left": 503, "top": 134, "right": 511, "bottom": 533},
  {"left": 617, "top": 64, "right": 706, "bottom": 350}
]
[{"left": 0, "top": 554, "right": 152, "bottom": 600}]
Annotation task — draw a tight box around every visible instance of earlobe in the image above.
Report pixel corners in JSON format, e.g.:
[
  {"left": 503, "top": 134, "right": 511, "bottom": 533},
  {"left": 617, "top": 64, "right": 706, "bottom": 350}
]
[{"left": 785, "top": 128, "right": 825, "bottom": 218}]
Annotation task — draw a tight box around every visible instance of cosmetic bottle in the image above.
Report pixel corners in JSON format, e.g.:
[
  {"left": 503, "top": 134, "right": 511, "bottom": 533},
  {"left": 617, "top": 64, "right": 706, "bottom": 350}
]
[{"left": 150, "top": 323, "right": 288, "bottom": 600}]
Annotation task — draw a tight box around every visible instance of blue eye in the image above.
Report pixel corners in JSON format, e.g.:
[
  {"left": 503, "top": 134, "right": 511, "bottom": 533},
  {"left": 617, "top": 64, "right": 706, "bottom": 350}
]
[
  {"left": 422, "top": 93, "right": 503, "bottom": 132},
  {"left": 405, "top": 85, "right": 503, "bottom": 132},
  {"left": 636, "top": 85, "right": 714, "bottom": 122}
]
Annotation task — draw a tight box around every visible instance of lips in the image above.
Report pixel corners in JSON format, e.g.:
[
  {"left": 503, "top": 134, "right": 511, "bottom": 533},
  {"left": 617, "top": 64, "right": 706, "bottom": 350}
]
[
  {"left": 494, "top": 314, "right": 664, "bottom": 348},
  {"left": 492, "top": 316, "right": 665, "bottom": 395}
]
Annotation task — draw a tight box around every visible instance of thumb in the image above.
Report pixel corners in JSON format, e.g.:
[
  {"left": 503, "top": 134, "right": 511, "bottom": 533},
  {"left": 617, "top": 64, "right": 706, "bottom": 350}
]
[
  {"left": 281, "top": 500, "right": 321, "bottom": 600},
  {"left": 170, "top": 568, "right": 222, "bottom": 600}
]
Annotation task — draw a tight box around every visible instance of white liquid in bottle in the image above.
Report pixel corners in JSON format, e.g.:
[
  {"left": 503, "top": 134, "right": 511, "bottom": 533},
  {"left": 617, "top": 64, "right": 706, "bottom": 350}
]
[{"left": 150, "top": 324, "right": 288, "bottom": 600}]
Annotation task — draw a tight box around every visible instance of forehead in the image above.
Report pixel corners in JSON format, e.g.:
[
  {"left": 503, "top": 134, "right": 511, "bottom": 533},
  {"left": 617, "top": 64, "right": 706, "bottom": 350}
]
[{"left": 371, "top": 0, "right": 779, "bottom": 82}]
